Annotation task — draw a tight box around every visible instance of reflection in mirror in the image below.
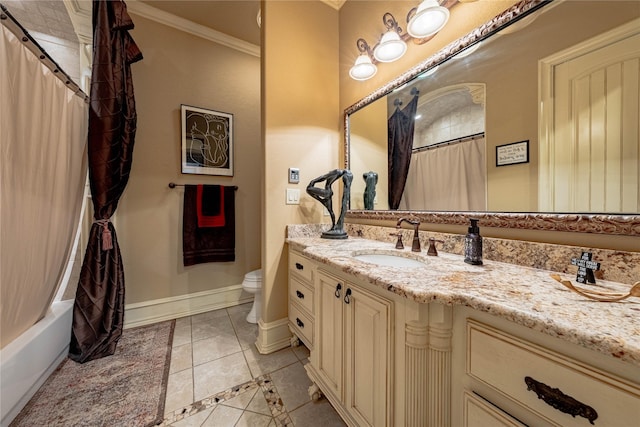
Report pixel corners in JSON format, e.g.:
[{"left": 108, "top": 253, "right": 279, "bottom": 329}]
[{"left": 347, "top": 0, "right": 640, "bottom": 214}]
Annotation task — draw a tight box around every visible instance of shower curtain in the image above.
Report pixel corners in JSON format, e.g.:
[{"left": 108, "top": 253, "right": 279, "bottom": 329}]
[
  {"left": 399, "top": 137, "right": 487, "bottom": 211},
  {"left": 388, "top": 94, "right": 418, "bottom": 210},
  {"left": 69, "top": 0, "right": 143, "bottom": 363},
  {"left": 0, "top": 18, "right": 88, "bottom": 349}
]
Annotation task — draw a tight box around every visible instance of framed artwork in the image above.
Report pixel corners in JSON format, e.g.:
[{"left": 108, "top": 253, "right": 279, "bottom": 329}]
[
  {"left": 496, "top": 140, "right": 529, "bottom": 167},
  {"left": 181, "top": 104, "right": 234, "bottom": 176}
]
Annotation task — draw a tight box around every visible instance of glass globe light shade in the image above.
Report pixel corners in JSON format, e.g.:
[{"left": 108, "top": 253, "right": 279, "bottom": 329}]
[
  {"left": 373, "top": 31, "right": 407, "bottom": 63},
  {"left": 407, "top": 0, "right": 450, "bottom": 38},
  {"left": 349, "top": 54, "right": 377, "bottom": 81}
]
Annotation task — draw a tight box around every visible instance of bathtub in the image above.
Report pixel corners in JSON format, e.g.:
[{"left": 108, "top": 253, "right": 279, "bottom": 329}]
[{"left": 0, "top": 300, "right": 73, "bottom": 427}]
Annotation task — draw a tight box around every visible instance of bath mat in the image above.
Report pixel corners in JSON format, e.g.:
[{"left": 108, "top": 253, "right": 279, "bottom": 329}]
[{"left": 10, "top": 320, "right": 175, "bottom": 427}]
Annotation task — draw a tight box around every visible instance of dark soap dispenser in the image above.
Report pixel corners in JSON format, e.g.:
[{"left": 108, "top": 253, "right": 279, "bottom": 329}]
[{"left": 464, "top": 218, "right": 483, "bottom": 265}]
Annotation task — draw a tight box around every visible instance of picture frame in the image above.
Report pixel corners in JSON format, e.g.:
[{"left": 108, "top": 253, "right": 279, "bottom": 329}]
[
  {"left": 496, "top": 140, "right": 529, "bottom": 167},
  {"left": 181, "top": 104, "right": 234, "bottom": 176}
]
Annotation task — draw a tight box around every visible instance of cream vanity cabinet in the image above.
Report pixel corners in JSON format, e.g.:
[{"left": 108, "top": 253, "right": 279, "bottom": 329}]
[
  {"left": 451, "top": 307, "right": 640, "bottom": 427},
  {"left": 311, "top": 268, "right": 393, "bottom": 427}
]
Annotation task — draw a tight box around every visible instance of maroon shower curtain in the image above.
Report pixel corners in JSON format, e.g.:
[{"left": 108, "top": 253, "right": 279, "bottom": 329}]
[
  {"left": 69, "top": 0, "right": 142, "bottom": 363},
  {"left": 388, "top": 94, "right": 419, "bottom": 210}
]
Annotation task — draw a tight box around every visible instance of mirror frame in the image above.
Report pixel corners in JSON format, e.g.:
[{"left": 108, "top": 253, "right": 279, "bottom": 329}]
[{"left": 344, "top": 0, "right": 639, "bottom": 236}]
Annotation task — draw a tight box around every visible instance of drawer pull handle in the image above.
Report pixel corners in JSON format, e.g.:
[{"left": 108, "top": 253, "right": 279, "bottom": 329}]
[
  {"left": 296, "top": 318, "right": 304, "bottom": 328},
  {"left": 524, "top": 376, "right": 598, "bottom": 425},
  {"left": 344, "top": 288, "right": 352, "bottom": 304},
  {"left": 296, "top": 290, "right": 304, "bottom": 299},
  {"left": 295, "top": 262, "right": 304, "bottom": 270},
  {"left": 334, "top": 284, "right": 342, "bottom": 298}
]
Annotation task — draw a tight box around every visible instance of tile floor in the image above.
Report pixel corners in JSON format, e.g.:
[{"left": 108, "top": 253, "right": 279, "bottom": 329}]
[{"left": 161, "top": 303, "right": 346, "bottom": 426}]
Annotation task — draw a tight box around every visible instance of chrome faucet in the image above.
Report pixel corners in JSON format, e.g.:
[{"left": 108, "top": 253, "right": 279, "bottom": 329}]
[{"left": 396, "top": 217, "right": 421, "bottom": 252}]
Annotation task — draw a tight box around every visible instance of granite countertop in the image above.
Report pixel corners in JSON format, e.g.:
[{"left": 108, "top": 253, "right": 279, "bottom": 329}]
[{"left": 286, "top": 236, "right": 640, "bottom": 367}]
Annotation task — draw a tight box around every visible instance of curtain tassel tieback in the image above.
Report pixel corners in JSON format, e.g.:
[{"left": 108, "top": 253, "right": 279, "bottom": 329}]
[{"left": 94, "top": 219, "right": 113, "bottom": 250}]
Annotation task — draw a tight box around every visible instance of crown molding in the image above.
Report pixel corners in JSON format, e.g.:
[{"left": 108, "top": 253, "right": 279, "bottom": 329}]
[
  {"left": 126, "top": 0, "right": 260, "bottom": 58},
  {"left": 321, "top": 0, "right": 346, "bottom": 11}
]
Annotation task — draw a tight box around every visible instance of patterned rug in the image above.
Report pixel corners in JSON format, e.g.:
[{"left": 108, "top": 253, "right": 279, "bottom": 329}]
[{"left": 10, "top": 320, "right": 175, "bottom": 427}]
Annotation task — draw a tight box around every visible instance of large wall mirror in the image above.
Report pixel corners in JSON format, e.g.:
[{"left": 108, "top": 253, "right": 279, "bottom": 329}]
[{"left": 345, "top": 0, "right": 640, "bottom": 235}]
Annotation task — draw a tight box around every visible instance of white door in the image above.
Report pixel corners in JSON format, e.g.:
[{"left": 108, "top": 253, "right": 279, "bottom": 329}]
[{"left": 539, "top": 20, "right": 640, "bottom": 212}]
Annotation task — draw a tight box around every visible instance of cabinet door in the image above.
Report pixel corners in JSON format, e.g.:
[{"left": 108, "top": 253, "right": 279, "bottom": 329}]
[
  {"left": 317, "top": 272, "right": 344, "bottom": 400},
  {"left": 344, "top": 284, "right": 392, "bottom": 427}
]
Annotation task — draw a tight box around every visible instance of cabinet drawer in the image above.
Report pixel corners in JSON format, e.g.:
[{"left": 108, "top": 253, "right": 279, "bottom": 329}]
[
  {"left": 289, "top": 251, "right": 313, "bottom": 283},
  {"left": 467, "top": 320, "right": 640, "bottom": 426},
  {"left": 290, "top": 276, "right": 314, "bottom": 315},
  {"left": 463, "top": 392, "right": 526, "bottom": 427},
  {"left": 289, "top": 302, "right": 314, "bottom": 346}
]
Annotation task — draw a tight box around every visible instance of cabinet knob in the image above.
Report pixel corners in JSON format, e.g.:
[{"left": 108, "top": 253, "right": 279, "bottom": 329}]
[
  {"left": 334, "top": 284, "right": 342, "bottom": 298},
  {"left": 295, "top": 262, "right": 303, "bottom": 270},
  {"left": 296, "top": 318, "right": 304, "bottom": 328},
  {"left": 296, "top": 290, "right": 304, "bottom": 299},
  {"left": 524, "top": 376, "right": 598, "bottom": 425},
  {"left": 344, "top": 288, "right": 352, "bottom": 304}
]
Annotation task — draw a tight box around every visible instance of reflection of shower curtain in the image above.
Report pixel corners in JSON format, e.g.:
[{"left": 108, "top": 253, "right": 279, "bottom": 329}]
[
  {"left": 1, "top": 20, "right": 88, "bottom": 348},
  {"left": 388, "top": 95, "right": 418, "bottom": 210},
  {"left": 399, "top": 137, "right": 487, "bottom": 211}
]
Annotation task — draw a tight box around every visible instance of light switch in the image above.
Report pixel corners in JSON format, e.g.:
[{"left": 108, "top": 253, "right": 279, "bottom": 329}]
[
  {"left": 286, "top": 188, "right": 300, "bottom": 205},
  {"left": 288, "top": 168, "right": 300, "bottom": 184}
]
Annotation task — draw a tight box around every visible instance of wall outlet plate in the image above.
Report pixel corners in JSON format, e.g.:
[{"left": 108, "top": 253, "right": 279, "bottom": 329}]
[{"left": 288, "top": 167, "right": 300, "bottom": 184}]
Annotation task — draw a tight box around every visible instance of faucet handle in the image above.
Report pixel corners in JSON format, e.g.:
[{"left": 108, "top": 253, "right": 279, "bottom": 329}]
[
  {"left": 427, "top": 238, "right": 445, "bottom": 256},
  {"left": 390, "top": 231, "right": 404, "bottom": 249}
]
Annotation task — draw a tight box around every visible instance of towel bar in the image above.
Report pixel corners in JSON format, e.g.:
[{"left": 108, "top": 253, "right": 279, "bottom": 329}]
[{"left": 168, "top": 182, "right": 237, "bottom": 190}]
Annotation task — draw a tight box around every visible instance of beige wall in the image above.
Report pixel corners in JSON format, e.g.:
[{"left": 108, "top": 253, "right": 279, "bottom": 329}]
[
  {"left": 261, "top": 1, "right": 340, "bottom": 325},
  {"left": 117, "top": 14, "right": 261, "bottom": 304}
]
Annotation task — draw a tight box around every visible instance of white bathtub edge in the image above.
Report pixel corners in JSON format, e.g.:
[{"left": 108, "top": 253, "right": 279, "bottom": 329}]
[{"left": 0, "top": 300, "right": 73, "bottom": 427}]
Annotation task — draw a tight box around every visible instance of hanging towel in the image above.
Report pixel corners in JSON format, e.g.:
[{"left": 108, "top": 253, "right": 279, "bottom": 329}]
[
  {"left": 183, "top": 185, "right": 235, "bottom": 266},
  {"left": 197, "top": 185, "right": 225, "bottom": 227}
]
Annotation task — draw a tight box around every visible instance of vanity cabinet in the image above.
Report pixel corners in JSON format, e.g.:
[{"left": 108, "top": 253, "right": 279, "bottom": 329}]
[
  {"left": 313, "top": 269, "right": 392, "bottom": 427},
  {"left": 452, "top": 308, "right": 640, "bottom": 427}
]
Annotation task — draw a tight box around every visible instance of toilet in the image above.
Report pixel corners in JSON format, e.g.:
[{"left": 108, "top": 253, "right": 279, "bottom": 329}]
[{"left": 242, "top": 269, "right": 262, "bottom": 323}]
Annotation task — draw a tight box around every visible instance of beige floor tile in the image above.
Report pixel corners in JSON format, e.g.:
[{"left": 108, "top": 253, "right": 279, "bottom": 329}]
[
  {"left": 243, "top": 346, "right": 298, "bottom": 378},
  {"left": 169, "top": 343, "right": 193, "bottom": 374},
  {"left": 201, "top": 404, "right": 243, "bottom": 426},
  {"left": 245, "top": 389, "right": 272, "bottom": 416},
  {"left": 235, "top": 410, "right": 273, "bottom": 427},
  {"left": 172, "top": 323, "right": 192, "bottom": 348},
  {"left": 192, "top": 332, "right": 241, "bottom": 366},
  {"left": 269, "top": 362, "right": 312, "bottom": 412},
  {"left": 221, "top": 387, "right": 259, "bottom": 410},
  {"left": 165, "top": 369, "right": 194, "bottom": 415},
  {"left": 191, "top": 315, "right": 235, "bottom": 342},
  {"left": 289, "top": 399, "right": 347, "bottom": 427},
  {"left": 170, "top": 406, "right": 215, "bottom": 427},
  {"left": 174, "top": 316, "right": 191, "bottom": 329},
  {"left": 193, "top": 353, "right": 252, "bottom": 401},
  {"left": 292, "top": 343, "right": 310, "bottom": 362}
]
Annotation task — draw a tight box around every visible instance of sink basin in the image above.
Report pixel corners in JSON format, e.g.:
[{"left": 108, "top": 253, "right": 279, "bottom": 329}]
[{"left": 353, "top": 253, "right": 427, "bottom": 268}]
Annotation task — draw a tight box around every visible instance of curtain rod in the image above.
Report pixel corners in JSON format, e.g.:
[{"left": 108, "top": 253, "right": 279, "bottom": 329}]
[
  {"left": 168, "top": 182, "right": 238, "bottom": 190},
  {"left": 412, "top": 132, "right": 485, "bottom": 153},
  {"left": 0, "top": 3, "right": 88, "bottom": 102}
]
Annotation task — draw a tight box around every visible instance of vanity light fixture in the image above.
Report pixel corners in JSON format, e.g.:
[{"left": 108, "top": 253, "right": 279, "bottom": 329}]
[
  {"left": 349, "top": 1, "right": 455, "bottom": 81},
  {"left": 373, "top": 13, "right": 408, "bottom": 62},
  {"left": 407, "top": 0, "right": 450, "bottom": 38}
]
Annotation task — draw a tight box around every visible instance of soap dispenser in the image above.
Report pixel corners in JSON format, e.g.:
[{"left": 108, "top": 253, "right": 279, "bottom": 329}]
[{"left": 464, "top": 218, "right": 483, "bottom": 265}]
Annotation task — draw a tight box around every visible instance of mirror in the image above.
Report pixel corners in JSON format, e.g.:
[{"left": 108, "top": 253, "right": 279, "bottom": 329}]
[{"left": 346, "top": 0, "right": 640, "bottom": 217}]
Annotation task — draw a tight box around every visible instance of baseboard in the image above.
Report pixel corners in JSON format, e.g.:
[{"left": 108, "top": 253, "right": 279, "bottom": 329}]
[
  {"left": 124, "top": 285, "right": 253, "bottom": 329},
  {"left": 255, "top": 317, "right": 292, "bottom": 354}
]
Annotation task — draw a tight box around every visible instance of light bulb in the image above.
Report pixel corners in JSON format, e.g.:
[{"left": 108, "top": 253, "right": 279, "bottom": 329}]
[
  {"left": 407, "top": 0, "right": 450, "bottom": 38},
  {"left": 349, "top": 55, "right": 377, "bottom": 81},
  {"left": 373, "top": 31, "right": 407, "bottom": 63}
]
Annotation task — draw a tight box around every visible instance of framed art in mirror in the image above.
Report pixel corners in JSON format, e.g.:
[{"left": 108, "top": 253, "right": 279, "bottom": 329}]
[{"left": 181, "top": 104, "right": 234, "bottom": 176}]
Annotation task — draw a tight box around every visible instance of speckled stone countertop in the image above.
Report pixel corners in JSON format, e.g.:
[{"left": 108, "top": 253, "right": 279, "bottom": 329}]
[{"left": 286, "top": 235, "right": 640, "bottom": 367}]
